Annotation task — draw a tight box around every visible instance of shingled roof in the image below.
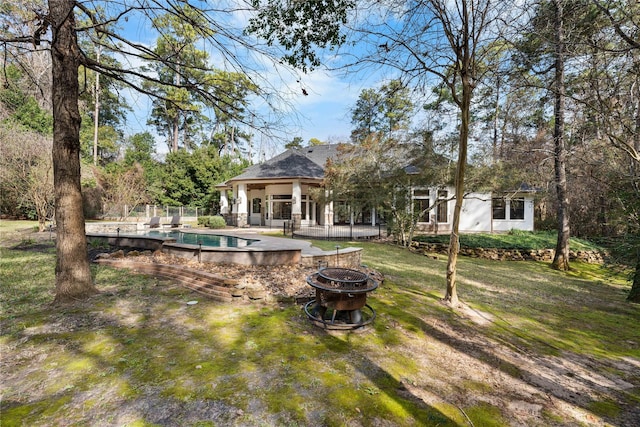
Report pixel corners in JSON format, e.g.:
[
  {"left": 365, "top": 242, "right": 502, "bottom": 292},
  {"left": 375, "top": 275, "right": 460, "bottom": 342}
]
[{"left": 224, "top": 144, "right": 341, "bottom": 183}]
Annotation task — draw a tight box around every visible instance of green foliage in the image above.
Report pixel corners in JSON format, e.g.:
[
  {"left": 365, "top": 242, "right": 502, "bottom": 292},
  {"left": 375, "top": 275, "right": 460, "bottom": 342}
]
[
  {"left": 246, "top": 0, "right": 354, "bottom": 72},
  {"left": 157, "top": 147, "right": 249, "bottom": 213},
  {"left": 142, "top": 6, "right": 223, "bottom": 151},
  {"left": 285, "top": 136, "right": 303, "bottom": 149},
  {"left": 413, "top": 230, "right": 604, "bottom": 252},
  {"left": 197, "top": 216, "right": 226, "bottom": 228},
  {"left": 350, "top": 79, "right": 413, "bottom": 144},
  {"left": 79, "top": 116, "right": 121, "bottom": 164},
  {"left": 12, "top": 96, "right": 53, "bottom": 134},
  {"left": 208, "top": 216, "right": 226, "bottom": 229},
  {"left": 124, "top": 132, "right": 157, "bottom": 167},
  {"left": 207, "top": 70, "right": 258, "bottom": 144},
  {"left": 0, "top": 67, "right": 52, "bottom": 134}
]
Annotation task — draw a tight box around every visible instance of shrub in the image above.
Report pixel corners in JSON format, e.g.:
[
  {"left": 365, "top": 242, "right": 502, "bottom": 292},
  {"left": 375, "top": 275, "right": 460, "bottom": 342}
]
[
  {"left": 208, "top": 215, "right": 226, "bottom": 229},
  {"left": 198, "top": 215, "right": 227, "bottom": 228}
]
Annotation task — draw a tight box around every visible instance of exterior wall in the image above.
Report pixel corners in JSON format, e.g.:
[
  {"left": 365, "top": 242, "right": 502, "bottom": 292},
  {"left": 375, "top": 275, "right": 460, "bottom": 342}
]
[
  {"left": 491, "top": 196, "right": 535, "bottom": 232},
  {"left": 460, "top": 193, "right": 492, "bottom": 232},
  {"left": 224, "top": 179, "right": 536, "bottom": 233},
  {"left": 413, "top": 188, "right": 535, "bottom": 234}
]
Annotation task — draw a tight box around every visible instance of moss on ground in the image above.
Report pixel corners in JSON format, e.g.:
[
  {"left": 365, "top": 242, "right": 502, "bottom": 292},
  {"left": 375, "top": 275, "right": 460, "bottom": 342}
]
[{"left": 1, "top": 232, "right": 639, "bottom": 426}]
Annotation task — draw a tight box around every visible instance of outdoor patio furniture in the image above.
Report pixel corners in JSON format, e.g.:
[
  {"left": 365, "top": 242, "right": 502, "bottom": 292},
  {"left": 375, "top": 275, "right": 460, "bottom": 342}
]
[
  {"left": 145, "top": 216, "right": 161, "bottom": 228},
  {"left": 163, "top": 215, "right": 182, "bottom": 228}
]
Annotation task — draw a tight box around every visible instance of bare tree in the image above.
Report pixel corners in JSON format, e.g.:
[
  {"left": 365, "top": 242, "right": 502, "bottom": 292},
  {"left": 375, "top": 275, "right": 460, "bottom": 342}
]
[
  {"left": 98, "top": 164, "right": 149, "bottom": 220},
  {"left": 342, "top": 0, "right": 513, "bottom": 306},
  {"left": 0, "top": 126, "right": 54, "bottom": 231}
]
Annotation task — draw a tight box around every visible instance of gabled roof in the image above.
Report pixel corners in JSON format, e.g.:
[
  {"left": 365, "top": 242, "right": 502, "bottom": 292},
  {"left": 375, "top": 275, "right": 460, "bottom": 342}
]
[{"left": 223, "top": 144, "right": 341, "bottom": 184}]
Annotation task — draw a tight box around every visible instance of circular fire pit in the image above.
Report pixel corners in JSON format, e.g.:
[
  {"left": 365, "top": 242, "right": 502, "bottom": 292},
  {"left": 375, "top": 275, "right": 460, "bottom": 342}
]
[{"left": 304, "top": 267, "right": 378, "bottom": 330}]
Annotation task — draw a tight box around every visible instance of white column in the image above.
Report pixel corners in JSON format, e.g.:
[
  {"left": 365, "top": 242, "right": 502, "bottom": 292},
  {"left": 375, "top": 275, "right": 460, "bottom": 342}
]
[
  {"left": 292, "top": 180, "right": 302, "bottom": 215},
  {"left": 237, "top": 183, "right": 247, "bottom": 214},
  {"left": 323, "top": 190, "right": 334, "bottom": 225},
  {"left": 220, "top": 191, "right": 229, "bottom": 214}
]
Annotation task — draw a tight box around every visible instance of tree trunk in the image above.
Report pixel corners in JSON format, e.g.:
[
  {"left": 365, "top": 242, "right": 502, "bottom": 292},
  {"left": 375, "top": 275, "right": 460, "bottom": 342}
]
[
  {"left": 172, "top": 67, "right": 181, "bottom": 153},
  {"left": 50, "top": 0, "right": 97, "bottom": 303},
  {"left": 93, "top": 46, "right": 100, "bottom": 166},
  {"left": 628, "top": 62, "right": 640, "bottom": 302},
  {"left": 551, "top": 0, "right": 570, "bottom": 271},
  {"left": 628, "top": 252, "right": 640, "bottom": 303},
  {"left": 444, "top": 69, "right": 472, "bottom": 308}
]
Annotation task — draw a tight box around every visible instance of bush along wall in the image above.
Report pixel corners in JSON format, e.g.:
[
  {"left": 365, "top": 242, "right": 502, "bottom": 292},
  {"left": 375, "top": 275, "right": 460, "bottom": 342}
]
[
  {"left": 197, "top": 216, "right": 227, "bottom": 229},
  {"left": 410, "top": 242, "right": 606, "bottom": 264}
]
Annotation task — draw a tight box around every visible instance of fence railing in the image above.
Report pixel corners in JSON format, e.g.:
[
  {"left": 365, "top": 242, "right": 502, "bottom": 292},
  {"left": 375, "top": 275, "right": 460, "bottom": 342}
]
[
  {"left": 284, "top": 222, "right": 385, "bottom": 240},
  {"left": 101, "top": 205, "right": 200, "bottom": 220}
]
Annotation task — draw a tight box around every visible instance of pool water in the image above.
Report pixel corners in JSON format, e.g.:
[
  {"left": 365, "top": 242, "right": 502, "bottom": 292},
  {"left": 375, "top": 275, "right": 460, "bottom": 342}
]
[{"left": 142, "top": 230, "right": 257, "bottom": 248}]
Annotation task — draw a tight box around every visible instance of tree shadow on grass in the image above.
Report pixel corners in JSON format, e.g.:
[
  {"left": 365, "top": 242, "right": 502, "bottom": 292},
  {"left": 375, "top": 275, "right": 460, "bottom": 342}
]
[{"left": 371, "top": 291, "right": 640, "bottom": 427}]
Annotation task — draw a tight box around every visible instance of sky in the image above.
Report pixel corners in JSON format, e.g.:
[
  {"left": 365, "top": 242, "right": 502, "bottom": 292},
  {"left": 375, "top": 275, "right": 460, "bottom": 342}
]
[
  {"left": 114, "top": 2, "right": 385, "bottom": 159},
  {"left": 123, "top": 65, "right": 371, "bottom": 157}
]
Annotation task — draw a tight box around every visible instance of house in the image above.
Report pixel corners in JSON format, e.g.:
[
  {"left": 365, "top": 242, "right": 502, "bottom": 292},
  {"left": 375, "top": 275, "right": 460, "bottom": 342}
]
[
  {"left": 410, "top": 185, "right": 536, "bottom": 234},
  {"left": 216, "top": 144, "right": 536, "bottom": 233},
  {"left": 216, "top": 144, "right": 346, "bottom": 228}
]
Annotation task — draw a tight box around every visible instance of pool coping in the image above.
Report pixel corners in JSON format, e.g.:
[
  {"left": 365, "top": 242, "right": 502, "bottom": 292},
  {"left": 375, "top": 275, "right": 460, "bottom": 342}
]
[{"left": 86, "top": 229, "right": 362, "bottom": 267}]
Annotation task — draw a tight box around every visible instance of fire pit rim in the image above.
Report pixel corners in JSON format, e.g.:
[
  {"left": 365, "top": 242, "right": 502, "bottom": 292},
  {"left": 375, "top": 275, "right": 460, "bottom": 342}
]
[
  {"left": 317, "top": 267, "right": 368, "bottom": 284},
  {"left": 306, "top": 271, "right": 378, "bottom": 294}
]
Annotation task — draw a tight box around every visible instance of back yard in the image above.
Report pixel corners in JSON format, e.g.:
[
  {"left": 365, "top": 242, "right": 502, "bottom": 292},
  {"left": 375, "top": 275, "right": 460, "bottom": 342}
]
[{"left": 1, "top": 222, "right": 638, "bottom": 426}]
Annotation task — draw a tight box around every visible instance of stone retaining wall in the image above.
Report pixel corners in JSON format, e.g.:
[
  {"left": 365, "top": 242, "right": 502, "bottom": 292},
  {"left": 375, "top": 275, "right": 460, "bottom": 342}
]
[
  {"left": 300, "top": 248, "right": 362, "bottom": 269},
  {"left": 411, "top": 242, "right": 605, "bottom": 264}
]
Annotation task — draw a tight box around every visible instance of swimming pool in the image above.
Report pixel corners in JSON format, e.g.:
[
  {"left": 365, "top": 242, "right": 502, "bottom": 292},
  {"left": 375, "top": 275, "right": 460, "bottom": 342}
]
[{"left": 141, "top": 230, "right": 258, "bottom": 248}]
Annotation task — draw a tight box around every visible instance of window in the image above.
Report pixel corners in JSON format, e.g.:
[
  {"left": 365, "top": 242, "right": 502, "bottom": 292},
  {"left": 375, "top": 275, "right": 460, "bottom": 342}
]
[
  {"left": 510, "top": 198, "right": 525, "bottom": 220},
  {"left": 436, "top": 190, "right": 448, "bottom": 223},
  {"left": 271, "top": 201, "right": 292, "bottom": 219},
  {"left": 267, "top": 195, "right": 292, "bottom": 220},
  {"left": 492, "top": 198, "right": 506, "bottom": 220},
  {"left": 413, "top": 189, "right": 430, "bottom": 222},
  {"left": 252, "top": 198, "right": 261, "bottom": 214}
]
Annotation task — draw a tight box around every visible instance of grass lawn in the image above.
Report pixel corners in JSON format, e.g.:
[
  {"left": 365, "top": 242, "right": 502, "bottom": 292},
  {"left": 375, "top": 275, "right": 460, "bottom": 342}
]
[{"left": 1, "top": 221, "right": 639, "bottom": 426}]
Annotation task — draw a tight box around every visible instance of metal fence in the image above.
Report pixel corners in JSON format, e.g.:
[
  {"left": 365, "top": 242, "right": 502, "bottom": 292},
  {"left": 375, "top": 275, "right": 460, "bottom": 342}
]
[
  {"left": 285, "top": 222, "right": 385, "bottom": 240},
  {"left": 102, "top": 205, "right": 200, "bottom": 220}
]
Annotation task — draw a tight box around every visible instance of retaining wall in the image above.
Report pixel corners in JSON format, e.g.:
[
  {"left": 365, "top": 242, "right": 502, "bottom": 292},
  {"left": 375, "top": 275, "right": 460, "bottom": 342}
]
[
  {"left": 301, "top": 248, "right": 362, "bottom": 269},
  {"left": 411, "top": 242, "right": 605, "bottom": 264},
  {"left": 163, "top": 244, "right": 302, "bottom": 266}
]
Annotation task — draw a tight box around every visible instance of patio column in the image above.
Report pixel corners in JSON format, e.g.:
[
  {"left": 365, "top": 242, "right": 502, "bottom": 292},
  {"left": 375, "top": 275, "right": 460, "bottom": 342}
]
[
  {"left": 323, "top": 189, "right": 334, "bottom": 226},
  {"left": 236, "top": 183, "right": 248, "bottom": 227},
  {"left": 220, "top": 191, "right": 229, "bottom": 215},
  {"left": 292, "top": 180, "right": 302, "bottom": 225}
]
